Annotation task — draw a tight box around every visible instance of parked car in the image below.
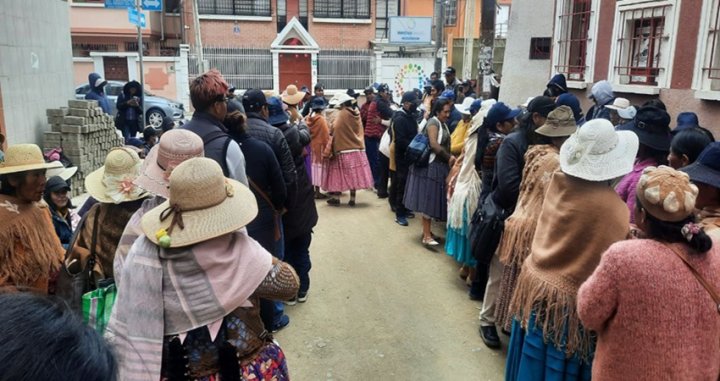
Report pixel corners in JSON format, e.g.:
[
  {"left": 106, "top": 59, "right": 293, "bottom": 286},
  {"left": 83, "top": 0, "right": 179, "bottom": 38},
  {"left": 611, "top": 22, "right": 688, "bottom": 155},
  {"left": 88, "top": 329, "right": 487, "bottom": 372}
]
[{"left": 75, "top": 81, "right": 184, "bottom": 128}]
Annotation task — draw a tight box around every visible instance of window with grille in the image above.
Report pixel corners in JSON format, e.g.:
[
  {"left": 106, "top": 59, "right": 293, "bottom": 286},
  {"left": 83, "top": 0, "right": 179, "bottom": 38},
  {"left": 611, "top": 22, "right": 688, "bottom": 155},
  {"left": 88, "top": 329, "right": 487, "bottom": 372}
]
[
  {"left": 554, "top": 0, "right": 592, "bottom": 81},
  {"left": 445, "top": 0, "right": 458, "bottom": 26},
  {"left": 376, "top": 0, "right": 400, "bottom": 40},
  {"left": 612, "top": 3, "right": 672, "bottom": 87},
  {"left": 530, "top": 38, "right": 552, "bottom": 60},
  {"left": 313, "top": 0, "right": 371, "bottom": 19},
  {"left": 197, "top": 0, "right": 271, "bottom": 17},
  {"left": 696, "top": 0, "right": 720, "bottom": 91}
]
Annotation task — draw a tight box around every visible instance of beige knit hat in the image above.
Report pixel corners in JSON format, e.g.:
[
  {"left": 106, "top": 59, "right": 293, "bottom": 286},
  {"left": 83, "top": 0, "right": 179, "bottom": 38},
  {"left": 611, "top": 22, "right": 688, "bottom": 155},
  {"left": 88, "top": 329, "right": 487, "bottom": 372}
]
[
  {"left": 536, "top": 106, "right": 577, "bottom": 137},
  {"left": 141, "top": 157, "right": 257, "bottom": 248},
  {"left": 0, "top": 144, "right": 62, "bottom": 175},
  {"left": 85, "top": 147, "right": 147, "bottom": 204},
  {"left": 636, "top": 165, "right": 698, "bottom": 222},
  {"left": 134, "top": 129, "right": 204, "bottom": 199}
]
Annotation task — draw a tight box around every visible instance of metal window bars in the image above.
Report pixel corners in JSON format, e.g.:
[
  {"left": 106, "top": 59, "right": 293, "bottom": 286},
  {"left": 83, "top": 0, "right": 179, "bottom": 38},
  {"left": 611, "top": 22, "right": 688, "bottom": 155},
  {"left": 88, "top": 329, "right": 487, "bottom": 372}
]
[
  {"left": 445, "top": 0, "right": 458, "bottom": 26},
  {"left": 555, "top": 0, "right": 592, "bottom": 81},
  {"left": 704, "top": 0, "right": 720, "bottom": 87},
  {"left": 197, "top": 0, "right": 271, "bottom": 17},
  {"left": 313, "top": 0, "right": 371, "bottom": 19},
  {"left": 317, "top": 49, "right": 374, "bottom": 90},
  {"left": 72, "top": 43, "right": 119, "bottom": 57},
  {"left": 614, "top": 4, "right": 669, "bottom": 86}
]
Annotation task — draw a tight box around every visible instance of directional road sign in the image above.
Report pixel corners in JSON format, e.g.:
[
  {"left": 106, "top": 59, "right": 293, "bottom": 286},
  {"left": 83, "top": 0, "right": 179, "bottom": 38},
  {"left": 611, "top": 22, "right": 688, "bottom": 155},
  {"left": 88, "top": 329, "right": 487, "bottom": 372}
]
[
  {"left": 142, "top": 0, "right": 162, "bottom": 11},
  {"left": 128, "top": 7, "right": 147, "bottom": 28}
]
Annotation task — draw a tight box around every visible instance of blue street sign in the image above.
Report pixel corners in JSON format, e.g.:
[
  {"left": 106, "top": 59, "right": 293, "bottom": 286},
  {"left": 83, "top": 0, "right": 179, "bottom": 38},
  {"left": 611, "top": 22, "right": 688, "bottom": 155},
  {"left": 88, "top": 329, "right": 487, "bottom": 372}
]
[
  {"left": 128, "top": 7, "right": 146, "bottom": 28},
  {"left": 106, "top": 0, "right": 134, "bottom": 9},
  {"left": 142, "top": 0, "right": 162, "bottom": 11},
  {"left": 106, "top": 0, "right": 162, "bottom": 11}
]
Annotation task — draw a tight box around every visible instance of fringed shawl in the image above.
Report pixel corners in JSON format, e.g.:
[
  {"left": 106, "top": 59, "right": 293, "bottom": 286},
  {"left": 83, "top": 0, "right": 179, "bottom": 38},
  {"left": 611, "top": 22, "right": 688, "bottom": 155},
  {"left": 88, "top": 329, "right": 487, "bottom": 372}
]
[
  {"left": 305, "top": 113, "right": 330, "bottom": 161},
  {"left": 508, "top": 172, "right": 629, "bottom": 361},
  {"left": 497, "top": 145, "right": 560, "bottom": 266},
  {"left": 447, "top": 121, "right": 482, "bottom": 229},
  {"left": 0, "top": 195, "right": 63, "bottom": 291}
]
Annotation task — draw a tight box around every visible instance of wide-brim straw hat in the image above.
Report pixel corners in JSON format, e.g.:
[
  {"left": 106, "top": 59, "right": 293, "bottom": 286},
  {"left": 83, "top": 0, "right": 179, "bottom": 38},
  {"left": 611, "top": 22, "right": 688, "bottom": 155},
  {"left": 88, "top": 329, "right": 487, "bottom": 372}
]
[
  {"left": 281, "top": 84, "right": 306, "bottom": 105},
  {"left": 333, "top": 93, "right": 354, "bottom": 108},
  {"left": 0, "top": 144, "right": 62, "bottom": 175},
  {"left": 85, "top": 147, "right": 147, "bottom": 203},
  {"left": 141, "top": 157, "right": 258, "bottom": 248},
  {"left": 560, "top": 118, "right": 639, "bottom": 181},
  {"left": 134, "top": 129, "right": 204, "bottom": 199},
  {"left": 454, "top": 97, "right": 475, "bottom": 115},
  {"left": 47, "top": 163, "right": 78, "bottom": 181}
]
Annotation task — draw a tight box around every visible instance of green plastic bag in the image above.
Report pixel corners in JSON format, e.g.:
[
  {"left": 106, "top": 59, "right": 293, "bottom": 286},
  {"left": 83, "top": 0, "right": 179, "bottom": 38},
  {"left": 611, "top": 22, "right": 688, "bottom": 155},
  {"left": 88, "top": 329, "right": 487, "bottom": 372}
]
[{"left": 81, "top": 283, "right": 116, "bottom": 334}]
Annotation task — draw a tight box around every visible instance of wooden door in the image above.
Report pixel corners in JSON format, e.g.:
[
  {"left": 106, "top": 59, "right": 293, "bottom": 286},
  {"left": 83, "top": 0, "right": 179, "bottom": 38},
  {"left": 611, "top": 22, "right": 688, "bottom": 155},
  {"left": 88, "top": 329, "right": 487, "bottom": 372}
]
[
  {"left": 103, "top": 57, "right": 129, "bottom": 81},
  {"left": 279, "top": 52, "right": 311, "bottom": 90}
]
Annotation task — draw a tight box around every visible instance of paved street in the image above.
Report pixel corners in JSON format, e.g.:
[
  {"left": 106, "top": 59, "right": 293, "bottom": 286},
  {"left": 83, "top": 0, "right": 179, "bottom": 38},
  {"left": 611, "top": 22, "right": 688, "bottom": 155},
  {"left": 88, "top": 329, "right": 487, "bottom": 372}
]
[{"left": 274, "top": 190, "right": 507, "bottom": 380}]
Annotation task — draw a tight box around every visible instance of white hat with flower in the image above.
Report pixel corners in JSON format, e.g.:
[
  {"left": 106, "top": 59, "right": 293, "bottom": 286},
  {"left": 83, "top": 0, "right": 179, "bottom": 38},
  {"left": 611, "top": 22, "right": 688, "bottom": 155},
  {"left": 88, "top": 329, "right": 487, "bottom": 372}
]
[{"left": 85, "top": 147, "right": 148, "bottom": 203}]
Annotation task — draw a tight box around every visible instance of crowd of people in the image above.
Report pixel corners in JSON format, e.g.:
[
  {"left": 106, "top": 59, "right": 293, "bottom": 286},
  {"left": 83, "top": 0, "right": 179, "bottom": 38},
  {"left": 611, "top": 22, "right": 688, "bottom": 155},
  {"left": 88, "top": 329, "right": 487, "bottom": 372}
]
[{"left": 1, "top": 65, "right": 720, "bottom": 380}]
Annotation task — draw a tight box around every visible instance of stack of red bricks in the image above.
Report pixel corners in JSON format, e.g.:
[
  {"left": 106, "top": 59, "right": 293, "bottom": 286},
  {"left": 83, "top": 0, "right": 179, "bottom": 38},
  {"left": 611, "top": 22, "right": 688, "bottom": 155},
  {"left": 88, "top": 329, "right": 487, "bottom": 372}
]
[{"left": 43, "top": 99, "right": 125, "bottom": 195}]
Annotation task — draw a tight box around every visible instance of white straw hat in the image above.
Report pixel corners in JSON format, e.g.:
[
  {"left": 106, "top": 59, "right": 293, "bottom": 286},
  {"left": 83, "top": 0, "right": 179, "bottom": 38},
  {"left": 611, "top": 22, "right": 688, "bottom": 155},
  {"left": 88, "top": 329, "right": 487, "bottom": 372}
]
[
  {"left": 47, "top": 163, "right": 78, "bottom": 181},
  {"left": 134, "top": 129, "right": 204, "bottom": 198},
  {"left": 560, "top": 118, "right": 639, "bottom": 181},
  {"left": 141, "top": 157, "right": 258, "bottom": 248},
  {"left": 605, "top": 97, "right": 636, "bottom": 119},
  {"left": 85, "top": 147, "right": 147, "bottom": 203},
  {"left": 0, "top": 144, "right": 62, "bottom": 175},
  {"left": 454, "top": 97, "right": 475, "bottom": 115},
  {"left": 333, "top": 93, "right": 354, "bottom": 108}
]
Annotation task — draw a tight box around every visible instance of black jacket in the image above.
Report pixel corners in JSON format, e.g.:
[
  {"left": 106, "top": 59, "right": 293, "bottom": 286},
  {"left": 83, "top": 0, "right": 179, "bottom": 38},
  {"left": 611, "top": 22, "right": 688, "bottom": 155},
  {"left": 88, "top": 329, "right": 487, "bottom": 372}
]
[
  {"left": 116, "top": 81, "right": 143, "bottom": 130},
  {"left": 390, "top": 109, "right": 419, "bottom": 170},
  {"left": 245, "top": 112, "right": 297, "bottom": 188},
  {"left": 489, "top": 129, "right": 529, "bottom": 212},
  {"left": 181, "top": 112, "right": 233, "bottom": 176},
  {"left": 274, "top": 121, "right": 317, "bottom": 240}
]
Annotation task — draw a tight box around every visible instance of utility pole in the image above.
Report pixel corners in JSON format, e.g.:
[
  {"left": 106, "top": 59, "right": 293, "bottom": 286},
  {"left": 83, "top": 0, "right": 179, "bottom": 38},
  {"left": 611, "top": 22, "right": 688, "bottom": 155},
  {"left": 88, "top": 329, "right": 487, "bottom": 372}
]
[
  {"left": 478, "top": 0, "right": 496, "bottom": 98},
  {"left": 136, "top": 0, "right": 146, "bottom": 127},
  {"left": 434, "top": 0, "right": 445, "bottom": 73},
  {"left": 462, "top": 0, "right": 476, "bottom": 81},
  {"left": 192, "top": 0, "right": 205, "bottom": 73}
]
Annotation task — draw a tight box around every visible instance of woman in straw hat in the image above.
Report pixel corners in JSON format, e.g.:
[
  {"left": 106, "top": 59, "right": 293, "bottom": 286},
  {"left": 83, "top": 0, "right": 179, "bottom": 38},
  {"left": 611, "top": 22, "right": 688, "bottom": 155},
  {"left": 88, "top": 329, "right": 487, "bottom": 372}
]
[
  {"left": 305, "top": 97, "right": 331, "bottom": 199},
  {"left": 578, "top": 166, "right": 720, "bottom": 380},
  {"left": 107, "top": 157, "right": 299, "bottom": 381},
  {"left": 506, "top": 119, "right": 638, "bottom": 381},
  {"left": 445, "top": 99, "right": 495, "bottom": 281},
  {"left": 0, "top": 144, "right": 64, "bottom": 292},
  {"left": 494, "top": 106, "right": 577, "bottom": 333},
  {"left": 322, "top": 93, "right": 374, "bottom": 206},
  {"left": 282, "top": 84, "right": 306, "bottom": 125},
  {"left": 72, "top": 147, "right": 148, "bottom": 281},
  {"left": 113, "top": 129, "right": 204, "bottom": 284}
]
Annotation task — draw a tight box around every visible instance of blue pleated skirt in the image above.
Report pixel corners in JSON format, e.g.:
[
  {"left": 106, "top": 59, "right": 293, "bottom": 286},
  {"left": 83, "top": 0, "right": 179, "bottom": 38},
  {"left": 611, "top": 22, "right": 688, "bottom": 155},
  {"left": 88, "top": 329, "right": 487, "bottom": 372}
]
[
  {"left": 444, "top": 209, "right": 477, "bottom": 267},
  {"left": 403, "top": 161, "right": 449, "bottom": 220},
  {"left": 506, "top": 314, "right": 593, "bottom": 381}
]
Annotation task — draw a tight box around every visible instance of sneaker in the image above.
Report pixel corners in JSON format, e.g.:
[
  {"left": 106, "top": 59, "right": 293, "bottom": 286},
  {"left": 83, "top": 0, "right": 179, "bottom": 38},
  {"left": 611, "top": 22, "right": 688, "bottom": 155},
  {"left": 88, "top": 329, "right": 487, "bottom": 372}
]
[
  {"left": 297, "top": 291, "right": 308, "bottom": 303},
  {"left": 406, "top": 212, "right": 415, "bottom": 219},
  {"left": 271, "top": 315, "right": 290, "bottom": 333},
  {"left": 479, "top": 325, "right": 501, "bottom": 349},
  {"left": 284, "top": 296, "right": 298, "bottom": 306},
  {"left": 395, "top": 215, "right": 409, "bottom": 226}
]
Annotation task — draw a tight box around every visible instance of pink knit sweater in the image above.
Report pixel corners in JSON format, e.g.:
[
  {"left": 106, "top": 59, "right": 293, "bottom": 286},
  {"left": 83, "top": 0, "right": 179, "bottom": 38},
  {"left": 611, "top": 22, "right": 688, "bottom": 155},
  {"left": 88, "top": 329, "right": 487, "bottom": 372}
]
[{"left": 578, "top": 239, "right": 720, "bottom": 381}]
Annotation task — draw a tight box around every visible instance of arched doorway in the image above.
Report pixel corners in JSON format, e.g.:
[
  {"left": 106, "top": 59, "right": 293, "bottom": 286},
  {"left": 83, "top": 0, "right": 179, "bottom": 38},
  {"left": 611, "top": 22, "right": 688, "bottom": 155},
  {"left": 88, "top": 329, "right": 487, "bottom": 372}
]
[{"left": 279, "top": 38, "right": 312, "bottom": 90}]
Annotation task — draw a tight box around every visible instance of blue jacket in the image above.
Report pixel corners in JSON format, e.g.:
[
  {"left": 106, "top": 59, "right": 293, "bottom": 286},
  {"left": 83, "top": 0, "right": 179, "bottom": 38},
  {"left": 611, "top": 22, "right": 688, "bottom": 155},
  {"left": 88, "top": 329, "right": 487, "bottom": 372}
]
[
  {"left": 85, "top": 73, "right": 112, "bottom": 114},
  {"left": 50, "top": 207, "right": 74, "bottom": 250}
]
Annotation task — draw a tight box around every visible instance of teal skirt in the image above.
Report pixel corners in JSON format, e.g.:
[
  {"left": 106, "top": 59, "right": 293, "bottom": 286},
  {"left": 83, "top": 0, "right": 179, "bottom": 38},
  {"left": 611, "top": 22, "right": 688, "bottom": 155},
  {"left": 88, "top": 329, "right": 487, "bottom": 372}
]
[
  {"left": 444, "top": 209, "right": 476, "bottom": 267},
  {"left": 506, "top": 313, "right": 593, "bottom": 381}
]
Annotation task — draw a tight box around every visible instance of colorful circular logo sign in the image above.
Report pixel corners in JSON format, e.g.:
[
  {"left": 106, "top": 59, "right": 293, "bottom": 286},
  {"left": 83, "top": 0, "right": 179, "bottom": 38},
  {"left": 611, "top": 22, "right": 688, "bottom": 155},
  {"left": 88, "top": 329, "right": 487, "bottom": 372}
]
[{"left": 394, "top": 63, "right": 427, "bottom": 100}]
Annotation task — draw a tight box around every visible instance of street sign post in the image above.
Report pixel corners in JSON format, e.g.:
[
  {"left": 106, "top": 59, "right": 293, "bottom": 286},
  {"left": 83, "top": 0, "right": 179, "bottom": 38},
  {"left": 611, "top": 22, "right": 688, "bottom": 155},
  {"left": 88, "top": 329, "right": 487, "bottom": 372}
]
[{"left": 141, "top": 0, "right": 162, "bottom": 11}]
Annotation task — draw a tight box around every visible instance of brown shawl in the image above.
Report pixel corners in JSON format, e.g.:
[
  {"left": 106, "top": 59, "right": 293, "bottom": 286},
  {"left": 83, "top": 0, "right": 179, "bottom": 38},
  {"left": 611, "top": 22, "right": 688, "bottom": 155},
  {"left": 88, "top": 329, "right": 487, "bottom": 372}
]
[
  {"left": 0, "top": 195, "right": 63, "bottom": 292},
  {"left": 698, "top": 207, "right": 720, "bottom": 241},
  {"left": 331, "top": 107, "right": 365, "bottom": 152},
  {"left": 73, "top": 199, "right": 145, "bottom": 280},
  {"left": 509, "top": 171, "right": 629, "bottom": 359},
  {"left": 306, "top": 113, "right": 330, "bottom": 161},
  {"left": 497, "top": 145, "right": 560, "bottom": 266}
]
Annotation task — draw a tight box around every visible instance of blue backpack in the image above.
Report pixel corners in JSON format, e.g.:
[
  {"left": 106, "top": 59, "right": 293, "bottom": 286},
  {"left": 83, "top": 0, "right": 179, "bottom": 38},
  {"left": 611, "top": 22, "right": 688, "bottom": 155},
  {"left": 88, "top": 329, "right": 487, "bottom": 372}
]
[{"left": 405, "top": 130, "right": 430, "bottom": 167}]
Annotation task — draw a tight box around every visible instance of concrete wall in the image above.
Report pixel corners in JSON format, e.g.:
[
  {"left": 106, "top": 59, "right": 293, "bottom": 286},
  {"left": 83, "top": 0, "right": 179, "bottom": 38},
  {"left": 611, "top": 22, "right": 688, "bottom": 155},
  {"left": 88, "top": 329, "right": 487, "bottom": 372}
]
[
  {"left": 498, "top": 0, "right": 553, "bottom": 107},
  {"left": 0, "top": 0, "right": 74, "bottom": 146}
]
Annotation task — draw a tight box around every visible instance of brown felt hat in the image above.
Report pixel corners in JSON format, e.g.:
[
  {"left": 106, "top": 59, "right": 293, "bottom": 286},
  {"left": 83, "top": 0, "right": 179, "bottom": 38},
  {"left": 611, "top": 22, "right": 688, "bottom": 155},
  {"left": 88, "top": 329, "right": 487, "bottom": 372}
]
[{"left": 536, "top": 106, "right": 577, "bottom": 137}]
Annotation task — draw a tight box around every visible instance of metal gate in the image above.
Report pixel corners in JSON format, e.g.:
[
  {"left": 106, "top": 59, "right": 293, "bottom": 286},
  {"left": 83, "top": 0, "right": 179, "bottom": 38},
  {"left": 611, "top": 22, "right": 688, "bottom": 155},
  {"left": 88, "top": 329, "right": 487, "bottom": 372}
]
[
  {"left": 317, "top": 49, "right": 373, "bottom": 90},
  {"left": 189, "top": 47, "right": 273, "bottom": 90}
]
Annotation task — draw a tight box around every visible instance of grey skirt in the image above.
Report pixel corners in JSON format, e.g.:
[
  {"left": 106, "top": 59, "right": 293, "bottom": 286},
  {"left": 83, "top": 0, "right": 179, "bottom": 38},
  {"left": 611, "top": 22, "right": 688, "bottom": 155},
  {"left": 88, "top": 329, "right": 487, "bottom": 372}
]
[{"left": 403, "top": 160, "right": 449, "bottom": 220}]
